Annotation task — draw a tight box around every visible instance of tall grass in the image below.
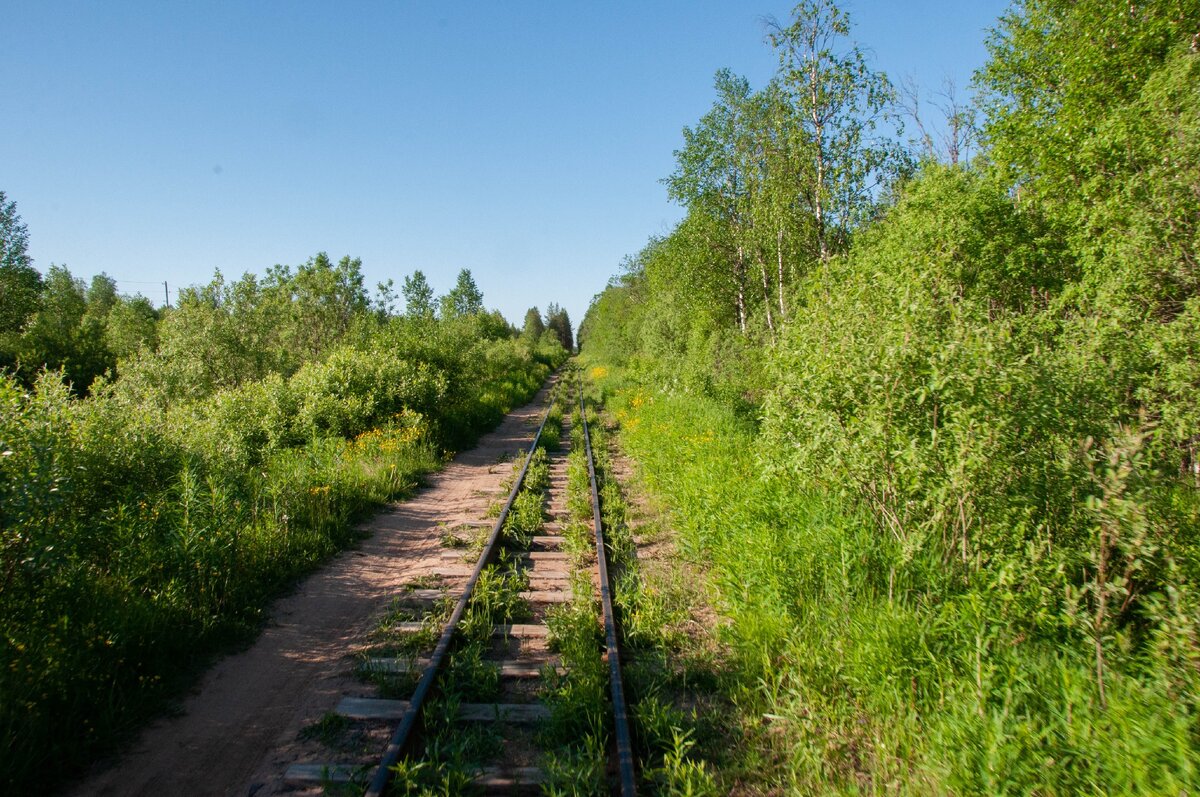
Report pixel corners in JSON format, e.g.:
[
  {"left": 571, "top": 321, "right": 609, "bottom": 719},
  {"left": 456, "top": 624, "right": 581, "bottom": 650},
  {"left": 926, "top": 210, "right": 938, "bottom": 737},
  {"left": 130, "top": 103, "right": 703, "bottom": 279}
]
[{"left": 595, "top": 367, "right": 1200, "bottom": 794}]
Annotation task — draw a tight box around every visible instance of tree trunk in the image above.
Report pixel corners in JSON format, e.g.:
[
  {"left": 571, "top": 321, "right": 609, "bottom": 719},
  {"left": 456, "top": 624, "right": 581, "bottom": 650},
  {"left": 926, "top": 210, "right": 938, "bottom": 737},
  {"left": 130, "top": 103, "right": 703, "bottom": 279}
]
[
  {"left": 756, "top": 251, "right": 776, "bottom": 340},
  {"left": 810, "top": 55, "right": 828, "bottom": 261},
  {"left": 735, "top": 245, "right": 747, "bottom": 333},
  {"left": 776, "top": 227, "right": 787, "bottom": 320}
]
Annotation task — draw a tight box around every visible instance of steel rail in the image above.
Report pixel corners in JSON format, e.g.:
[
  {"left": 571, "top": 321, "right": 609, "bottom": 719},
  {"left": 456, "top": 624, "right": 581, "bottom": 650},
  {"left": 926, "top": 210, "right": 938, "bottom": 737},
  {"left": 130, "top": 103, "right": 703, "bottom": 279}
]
[
  {"left": 580, "top": 386, "right": 638, "bottom": 797},
  {"left": 364, "top": 397, "right": 554, "bottom": 797}
]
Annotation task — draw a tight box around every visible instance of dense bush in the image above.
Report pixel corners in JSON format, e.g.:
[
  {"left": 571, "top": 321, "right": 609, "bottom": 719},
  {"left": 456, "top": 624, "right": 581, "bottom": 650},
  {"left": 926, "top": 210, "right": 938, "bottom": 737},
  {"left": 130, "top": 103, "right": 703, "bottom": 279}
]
[
  {"left": 289, "top": 347, "right": 446, "bottom": 439},
  {"left": 579, "top": 1, "right": 1200, "bottom": 791},
  {"left": 597, "top": 373, "right": 1200, "bottom": 793},
  {"left": 0, "top": 257, "right": 568, "bottom": 792}
]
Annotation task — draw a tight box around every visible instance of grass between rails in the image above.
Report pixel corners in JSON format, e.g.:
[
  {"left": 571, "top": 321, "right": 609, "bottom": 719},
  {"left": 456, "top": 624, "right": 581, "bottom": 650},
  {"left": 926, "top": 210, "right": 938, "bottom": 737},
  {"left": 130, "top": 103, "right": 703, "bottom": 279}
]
[
  {"left": 584, "top": 362, "right": 1200, "bottom": 795},
  {"left": 540, "top": 390, "right": 609, "bottom": 795},
  {"left": 384, "top": 562, "right": 531, "bottom": 796}
]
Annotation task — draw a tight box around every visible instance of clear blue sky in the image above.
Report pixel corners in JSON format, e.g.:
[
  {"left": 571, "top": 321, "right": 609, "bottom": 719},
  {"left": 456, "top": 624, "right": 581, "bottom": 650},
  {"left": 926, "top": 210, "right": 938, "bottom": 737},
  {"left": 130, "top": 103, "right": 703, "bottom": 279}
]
[{"left": 3, "top": 1, "right": 1009, "bottom": 329}]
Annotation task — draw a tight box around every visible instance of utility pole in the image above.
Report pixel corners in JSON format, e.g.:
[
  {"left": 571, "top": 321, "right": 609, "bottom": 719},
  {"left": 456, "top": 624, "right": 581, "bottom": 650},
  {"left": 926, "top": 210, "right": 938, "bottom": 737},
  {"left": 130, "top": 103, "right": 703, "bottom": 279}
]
[{"left": 163, "top": 281, "right": 169, "bottom": 308}]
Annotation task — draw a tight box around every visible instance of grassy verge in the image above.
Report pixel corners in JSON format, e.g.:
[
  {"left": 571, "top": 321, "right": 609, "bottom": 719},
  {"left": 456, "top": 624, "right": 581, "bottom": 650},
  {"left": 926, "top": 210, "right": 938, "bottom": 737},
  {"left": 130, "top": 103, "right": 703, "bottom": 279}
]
[{"left": 584, "top": 361, "right": 1200, "bottom": 794}]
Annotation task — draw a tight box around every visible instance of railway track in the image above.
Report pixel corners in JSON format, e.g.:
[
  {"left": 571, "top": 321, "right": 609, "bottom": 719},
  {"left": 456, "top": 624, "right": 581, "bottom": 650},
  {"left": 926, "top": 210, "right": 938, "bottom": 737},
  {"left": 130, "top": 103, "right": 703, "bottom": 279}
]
[{"left": 283, "top": 372, "right": 637, "bottom": 795}]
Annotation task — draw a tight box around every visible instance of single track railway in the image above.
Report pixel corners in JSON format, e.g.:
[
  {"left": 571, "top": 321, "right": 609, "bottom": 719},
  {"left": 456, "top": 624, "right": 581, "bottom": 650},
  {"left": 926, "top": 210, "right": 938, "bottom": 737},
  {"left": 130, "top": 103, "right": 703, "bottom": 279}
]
[{"left": 284, "top": 373, "right": 637, "bottom": 795}]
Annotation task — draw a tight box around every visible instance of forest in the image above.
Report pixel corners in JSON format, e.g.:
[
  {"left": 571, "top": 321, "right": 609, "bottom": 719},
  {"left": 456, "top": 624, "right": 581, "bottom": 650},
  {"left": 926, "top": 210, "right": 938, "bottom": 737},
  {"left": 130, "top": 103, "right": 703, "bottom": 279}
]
[
  {"left": 580, "top": 0, "right": 1200, "bottom": 792},
  {"left": 0, "top": 203, "right": 571, "bottom": 790}
]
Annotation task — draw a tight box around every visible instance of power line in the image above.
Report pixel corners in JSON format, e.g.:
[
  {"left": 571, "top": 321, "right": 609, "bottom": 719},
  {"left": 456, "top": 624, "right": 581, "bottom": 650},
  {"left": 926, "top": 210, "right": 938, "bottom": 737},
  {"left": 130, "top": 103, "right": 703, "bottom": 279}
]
[{"left": 109, "top": 279, "right": 173, "bottom": 308}]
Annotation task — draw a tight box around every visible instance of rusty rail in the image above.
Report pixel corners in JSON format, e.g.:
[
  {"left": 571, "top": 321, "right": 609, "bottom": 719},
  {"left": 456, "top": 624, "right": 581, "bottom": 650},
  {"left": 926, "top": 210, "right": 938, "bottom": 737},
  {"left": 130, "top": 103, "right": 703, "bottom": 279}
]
[{"left": 580, "top": 386, "right": 638, "bottom": 797}]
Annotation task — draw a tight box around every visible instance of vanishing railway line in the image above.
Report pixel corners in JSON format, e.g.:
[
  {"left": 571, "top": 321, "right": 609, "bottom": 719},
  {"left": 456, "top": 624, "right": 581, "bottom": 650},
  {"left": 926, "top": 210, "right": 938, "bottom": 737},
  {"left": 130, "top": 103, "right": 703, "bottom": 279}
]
[{"left": 284, "top": 372, "right": 637, "bottom": 795}]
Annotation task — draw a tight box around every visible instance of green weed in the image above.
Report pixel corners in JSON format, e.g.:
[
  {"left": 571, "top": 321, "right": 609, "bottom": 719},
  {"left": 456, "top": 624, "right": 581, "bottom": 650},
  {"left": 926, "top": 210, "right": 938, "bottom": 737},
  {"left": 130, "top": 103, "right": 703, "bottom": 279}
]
[{"left": 298, "top": 711, "right": 352, "bottom": 746}]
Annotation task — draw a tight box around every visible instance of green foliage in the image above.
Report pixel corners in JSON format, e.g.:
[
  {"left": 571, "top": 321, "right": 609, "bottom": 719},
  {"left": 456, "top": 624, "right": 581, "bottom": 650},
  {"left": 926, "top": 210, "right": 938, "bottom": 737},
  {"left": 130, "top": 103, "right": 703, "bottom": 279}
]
[
  {"left": 7, "top": 265, "right": 132, "bottom": 393},
  {"left": 541, "top": 732, "right": 608, "bottom": 797},
  {"left": 542, "top": 587, "right": 608, "bottom": 751},
  {"left": 767, "top": 0, "right": 902, "bottom": 259},
  {"left": 541, "top": 385, "right": 568, "bottom": 452},
  {"left": 605, "top": 386, "right": 1200, "bottom": 792},
  {"left": 0, "top": 190, "right": 40, "bottom": 343},
  {"left": 976, "top": 0, "right": 1198, "bottom": 217},
  {"left": 0, "top": 184, "right": 569, "bottom": 796},
  {"left": 0, "top": 290, "right": 563, "bottom": 793},
  {"left": 115, "top": 254, "right": 373, "bottom": 401},
  {"left": 503, "top": 489, "right": 545, "bottom": 550},
  {"left": 438, "top": 268, "right": 484, "bottom": 319},
  {"left": 104, "top": 294, "right": 159, "bottom": 360},
  {"left": 645, "top": 726, "right": 719, "bottom": 797},
  {"left": 761, "top": 165, "right": 1080, "bottom": 564},
  {"left": 401, "top": 269, "right": 435, "bottom": 318},
  {"left": 545, "top": 302, "right": 573, "bottom": 351},
  {"left": 290, "top": 348, "right": 445, "bottom": 440},
  {"left": 576, "top": 266, "right": 645, "bottom": 367},
  {"left": 522, "top": 306, "right": 545, "bottom": 340},
  {"left": 580, "top": 0, "right": 1200, "bottom": 791}
]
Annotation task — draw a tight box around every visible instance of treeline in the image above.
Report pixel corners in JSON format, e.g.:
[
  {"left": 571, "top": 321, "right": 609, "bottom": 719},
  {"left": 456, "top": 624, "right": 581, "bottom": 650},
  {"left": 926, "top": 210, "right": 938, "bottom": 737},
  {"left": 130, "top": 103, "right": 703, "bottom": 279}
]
[
  {"left": 0, "top": 206, "right": 571, "bottom": 791},
  {"left": 582, "top": 0, "right": 1200, "bottom": 791}
]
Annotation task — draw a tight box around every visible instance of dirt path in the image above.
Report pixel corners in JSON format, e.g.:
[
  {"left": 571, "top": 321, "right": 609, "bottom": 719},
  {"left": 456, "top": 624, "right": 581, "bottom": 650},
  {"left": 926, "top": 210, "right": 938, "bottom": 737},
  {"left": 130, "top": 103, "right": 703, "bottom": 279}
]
[{"left": 68, "top": 380, "right": 555, "bottom": 797}]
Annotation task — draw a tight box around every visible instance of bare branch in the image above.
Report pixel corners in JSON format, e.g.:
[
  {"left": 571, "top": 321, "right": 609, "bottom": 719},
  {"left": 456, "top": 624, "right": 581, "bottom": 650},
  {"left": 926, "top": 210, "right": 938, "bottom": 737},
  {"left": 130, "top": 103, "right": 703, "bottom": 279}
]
[
  {"left": 931, "top": 77, "right": 977, "bottom": 166},
  {"left": 898, "top": 75, "right": 936, "bottom": 160}
]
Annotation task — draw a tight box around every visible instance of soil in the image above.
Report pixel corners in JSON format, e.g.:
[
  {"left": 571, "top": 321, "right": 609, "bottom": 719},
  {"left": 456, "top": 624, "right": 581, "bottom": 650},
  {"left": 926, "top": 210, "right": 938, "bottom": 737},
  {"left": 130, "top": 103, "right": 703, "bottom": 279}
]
[{"left": 67, "top": 381, "right": 555, "bottom": 797}]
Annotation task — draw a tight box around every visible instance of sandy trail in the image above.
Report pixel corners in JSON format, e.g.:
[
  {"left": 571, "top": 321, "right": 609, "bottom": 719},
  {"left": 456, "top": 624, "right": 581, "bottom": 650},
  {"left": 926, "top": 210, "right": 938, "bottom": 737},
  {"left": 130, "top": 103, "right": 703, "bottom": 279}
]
[{"left": 69, "top": 380, "right": 554, "bottom": 797}]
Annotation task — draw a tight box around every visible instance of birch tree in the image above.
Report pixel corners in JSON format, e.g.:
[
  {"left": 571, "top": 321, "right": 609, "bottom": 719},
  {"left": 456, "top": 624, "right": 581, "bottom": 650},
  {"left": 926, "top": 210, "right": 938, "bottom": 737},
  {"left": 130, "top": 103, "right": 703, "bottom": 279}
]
[
  {"left": 665, "top": 70, "right": 762, "bottom": 333},
  {"left": 767, "top": 0, "right": 897, "bottom": 261}
]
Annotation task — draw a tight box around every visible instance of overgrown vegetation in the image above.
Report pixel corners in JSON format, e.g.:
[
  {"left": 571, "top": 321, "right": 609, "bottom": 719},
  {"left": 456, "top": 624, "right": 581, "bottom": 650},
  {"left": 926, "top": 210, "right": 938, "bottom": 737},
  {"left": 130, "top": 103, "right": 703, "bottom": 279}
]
[
  {"left": 0, "top": 237, "right": 568, "bottom": 792},
  {"left": 540, "top": 392, "right": 610, "bottom": 795},
  {"left": 386, "top": 561, "right": 529, "bottom": 795},
  {"left": 580, "top": 0, "right": 1200, "bottom": 792}
]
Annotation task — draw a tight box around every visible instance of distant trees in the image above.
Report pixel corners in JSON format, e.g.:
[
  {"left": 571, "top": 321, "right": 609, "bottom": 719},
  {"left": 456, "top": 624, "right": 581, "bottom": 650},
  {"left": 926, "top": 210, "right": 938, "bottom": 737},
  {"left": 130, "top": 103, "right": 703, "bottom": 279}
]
[
  {"left": 142, "top": 255, "right": 372, "bottom": 399},
  {"left": 403, "top": 268, "right": 494, "bottom": 321},
  {"left": 545, "top": 303, "right": 572, "bottom": 351},
  {"left": 402, "top": 270, "right": 435, "bottom": 318},
  {"left": 1, "top": 187, "right": 564, "bottom": 398},
  {"left": 0, "top": 192, "right": 164, "bottom": 391},
  {"left": 522, "top": 307, "right": 545, "bottom": 340},
  {"left": 282, "top": 253, "right": 368, "bottom": 359},
  {"left": 11, "top": 266, "right": 142, "bottom": 392},
  {"left": 440, "top": 268, "right": 484, "bottom": 319},
  {"left": 0, "top": 192, "right": 42, "bottom": 362},
  {"left": 20, "top": 266, "right": 97, "bottom": 382},
  {"left": 104, "top": 295, "right": 158, "bottom": 359},
  {"left": 1, "top": 248, "right": 381, "bottom": 396},
  {"left": 520, "top": 305, "right": 571, "bottom": 351}
]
